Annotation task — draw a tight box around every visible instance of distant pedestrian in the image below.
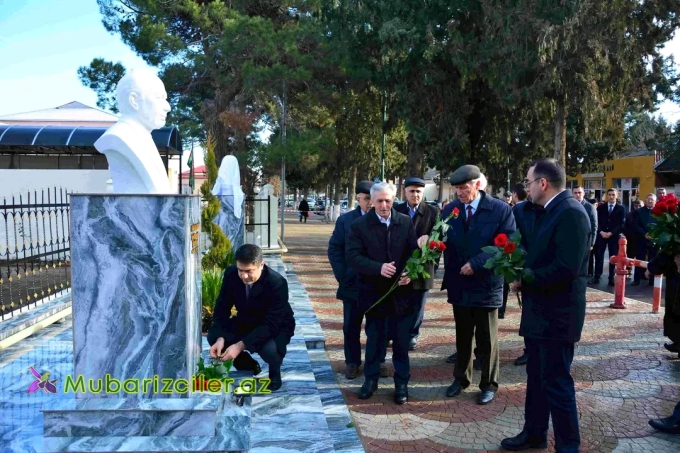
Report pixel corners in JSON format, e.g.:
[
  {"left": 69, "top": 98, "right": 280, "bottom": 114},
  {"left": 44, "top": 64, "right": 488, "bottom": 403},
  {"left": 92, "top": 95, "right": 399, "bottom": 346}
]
[{"left": 298, "top": 197, "right": 309, "bottom": 223}]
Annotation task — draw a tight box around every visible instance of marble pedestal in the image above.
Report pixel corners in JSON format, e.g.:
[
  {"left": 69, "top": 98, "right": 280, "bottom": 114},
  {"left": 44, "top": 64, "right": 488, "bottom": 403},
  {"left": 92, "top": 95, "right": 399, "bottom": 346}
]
[{"left": 68, "top": 194, "right": 201, "bottom": 399}]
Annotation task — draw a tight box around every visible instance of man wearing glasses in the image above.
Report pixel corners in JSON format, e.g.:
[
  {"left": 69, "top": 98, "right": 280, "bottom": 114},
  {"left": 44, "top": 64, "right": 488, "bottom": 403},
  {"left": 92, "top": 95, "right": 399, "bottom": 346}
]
[{"left": 328, "top": 181, "right": 388, "bottom": 380}]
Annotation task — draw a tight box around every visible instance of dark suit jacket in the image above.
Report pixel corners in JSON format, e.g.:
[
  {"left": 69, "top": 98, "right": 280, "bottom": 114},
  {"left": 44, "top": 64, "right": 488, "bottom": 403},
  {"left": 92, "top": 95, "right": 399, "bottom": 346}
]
[
  {"left": 327, "top": 208, "right": 364, "bottom": 300},
  {"left": 346, "top": 207, "right": 418, "bottom": 316},
  {"left": 633, "top": 207, "right": 655, "bottom": 246},
  {"left": 440, "top": 190, "right": 516, "bottom": 308},
  {"left": 520, "top": 190, "right": 591, "bottom": 343},
  {"left": 394, "top": 201, "right": 440, "bottom": 290},
  {"left": 596, "top": 202, "right": 625, "bottom": 238},
  {"left": 208, "top": 265, "right": 296, "bottom": 356},
  {"left": 581, "top": 199, "right": 598, "bottom": 248},
  {"left": 512, "top": 200, "right": 541, "bottom": 251}
]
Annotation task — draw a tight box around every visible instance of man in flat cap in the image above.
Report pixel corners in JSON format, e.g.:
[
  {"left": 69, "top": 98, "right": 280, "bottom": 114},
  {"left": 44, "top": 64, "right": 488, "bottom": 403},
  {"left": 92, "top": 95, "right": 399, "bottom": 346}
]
[
  {"left": 440, "top": 165, "right": 516, "bottom": 405},
  {"left": 395, "top": 177, "right": 440, "bottom": 350},
  {"left": 328, "top": 181, "right": 389, "bottom": 380}
]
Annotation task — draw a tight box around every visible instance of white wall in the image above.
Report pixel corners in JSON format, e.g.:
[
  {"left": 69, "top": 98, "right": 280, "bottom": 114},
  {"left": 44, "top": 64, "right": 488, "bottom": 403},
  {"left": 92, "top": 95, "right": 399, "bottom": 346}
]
[{"left": 0, "top": 169, "right": 111, "bottom": 200}]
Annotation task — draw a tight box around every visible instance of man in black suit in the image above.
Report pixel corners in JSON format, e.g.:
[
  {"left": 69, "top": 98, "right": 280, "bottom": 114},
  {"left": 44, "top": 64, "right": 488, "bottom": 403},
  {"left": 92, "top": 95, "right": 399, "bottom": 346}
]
[
  {"left": 572, "top": 186, "right": 598, "bottom": 253},
  {"left": 589, "top": 188, "right": 625, "bottom": 286},
  {"left": 501, "top": 158, "right": 590, "bottom": 453},
  {"left": 441, "top": 165, "right": 516, "bottom": 406},
  {"left": 328, "top": 181, "right": 388, "bottom": 380},
  {"left": 347, "top": 182, "right": 418, "bottom": 404},
  {"left": 395, "top": 177, "right": 440, "bottom": 350},
  {"left": 508, "top": 187, "right": 545, "bottom": 367},
  {"left": 208, "top": 244, "right": 296, "bottom": 392},
  {"left": 298, "top": 197, "right": 309, "bottom": 223},
  {"left": 632, "top": 194, "right": 658, "bottom": 286}
]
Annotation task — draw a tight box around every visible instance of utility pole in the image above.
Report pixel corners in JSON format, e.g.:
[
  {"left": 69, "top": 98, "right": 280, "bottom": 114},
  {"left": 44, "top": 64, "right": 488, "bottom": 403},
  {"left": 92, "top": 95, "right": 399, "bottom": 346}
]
[
  {"left": 380, "top": 91, "right": 387, "bottom": 181},
  {"left": 506, "top": 156, "right": 510, "bottom": 192},
  {"left": 280, "top": 82, "right": 286, "bottom": 243}
]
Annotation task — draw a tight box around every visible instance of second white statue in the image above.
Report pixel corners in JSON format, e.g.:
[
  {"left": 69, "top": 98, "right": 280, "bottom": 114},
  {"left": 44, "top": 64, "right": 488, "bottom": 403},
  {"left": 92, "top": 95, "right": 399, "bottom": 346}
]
[{"left": 94, "top": 68, "right": 173, "bottom": 194}]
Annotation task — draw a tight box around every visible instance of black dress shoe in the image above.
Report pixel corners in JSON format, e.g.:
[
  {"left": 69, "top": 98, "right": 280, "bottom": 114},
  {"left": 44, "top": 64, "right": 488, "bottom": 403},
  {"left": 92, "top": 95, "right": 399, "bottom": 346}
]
[
  {"left": 588, "top": 278, "right": 600, "bottom": 285},
  {"left": 269, "top": 379, "right": 283, "bottom": 391},
  {"left": 477, "top": 390, "right": 495, "bottom": 405},
  {"left": 409, "top": 337, "right": 418, "bottom": 351},
  {"left": 630, "top": 281, "right": 640, "bottom": 286},
  {"left": 358, "top": 379, "right": 378, "bottom": 399},
  {"left": 394, "top": 384, "right": 408, "bottom": 405},
  {"left": 500, "top": 430, "right": 548, "bottom": 451},
  {"left": 664, "top": 342, "right": 680, "bottom": 353},
  {"left": 648, "top": 416, "right": 680, "bottom": 434},
  {"left": 498, "top": 313, "right": 505, "bottom": 319},
  {"left": 253, "top": 363, "right": 262, "bottom": 376},
  {"left": 514, "top": 353, "right": 528, "bottom": 366},
  {"left": 445, "top": 379, "right": 467, "bottom": 397},
  {"left": 446, "top": 352, "right": 457, "bottom": 363}
]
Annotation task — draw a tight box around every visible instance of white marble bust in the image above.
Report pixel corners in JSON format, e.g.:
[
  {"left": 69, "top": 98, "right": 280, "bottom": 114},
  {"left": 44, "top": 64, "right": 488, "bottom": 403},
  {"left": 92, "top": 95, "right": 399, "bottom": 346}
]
[{"left": 94, "top": 68, "right": 173, "bottom": 194}]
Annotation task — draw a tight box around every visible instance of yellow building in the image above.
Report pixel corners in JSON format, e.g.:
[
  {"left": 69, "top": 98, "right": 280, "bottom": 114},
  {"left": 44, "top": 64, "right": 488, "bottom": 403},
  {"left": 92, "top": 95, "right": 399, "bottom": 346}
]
[{"left": 567, "top": 155, "right": 657, "bottom": 211}]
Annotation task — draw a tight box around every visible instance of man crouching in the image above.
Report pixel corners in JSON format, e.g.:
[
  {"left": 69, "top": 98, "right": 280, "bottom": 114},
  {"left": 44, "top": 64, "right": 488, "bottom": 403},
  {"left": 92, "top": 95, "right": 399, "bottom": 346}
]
[
  {"left": 346, "top": 182, "right": 419, "bottom": 404},
  {"left": 208, "top": 244, "right": 295, "bottom": 392}
]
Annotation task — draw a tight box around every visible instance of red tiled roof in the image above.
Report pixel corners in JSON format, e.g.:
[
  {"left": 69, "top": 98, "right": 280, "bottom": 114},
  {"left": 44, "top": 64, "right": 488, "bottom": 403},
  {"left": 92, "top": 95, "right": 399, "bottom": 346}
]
[{"left": 180, "top": 165, "right": 207, "bottom": 177}]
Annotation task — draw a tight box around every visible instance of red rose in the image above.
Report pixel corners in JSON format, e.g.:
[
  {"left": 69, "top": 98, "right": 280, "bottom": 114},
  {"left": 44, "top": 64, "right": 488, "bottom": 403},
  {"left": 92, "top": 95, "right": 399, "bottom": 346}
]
[
  {"left": 436, "top": 241, "right": 447, "bottom": 252},
  {"left": 453, "top": 207, "right": 460, "bottom": 218},
  {"left": 652, "top": 204, "right": 666, "bottom": 216},
  {"left": 504, "top": 242, "right": 516, "bottom": 254},
  {"left": 429, "top": 240, "right": 438, "bottom": 250},
  {"left": 664, "top": 193, "right": 677, "bottom": 202},
  {"left": 666, "top": 196, "right": 678, "bottom": 208},
  {"left": 669, "top": 205, "right": 678, "bottom": 215},
  {"left": 494, "top": 234, "right": 508, "bottom": 247}
]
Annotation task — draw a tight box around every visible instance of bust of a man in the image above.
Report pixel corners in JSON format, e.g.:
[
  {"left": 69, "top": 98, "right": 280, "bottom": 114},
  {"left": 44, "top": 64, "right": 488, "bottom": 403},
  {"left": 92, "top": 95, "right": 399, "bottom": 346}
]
[{"left": 94, "top": 68, "right": 173, "bottom": 194}]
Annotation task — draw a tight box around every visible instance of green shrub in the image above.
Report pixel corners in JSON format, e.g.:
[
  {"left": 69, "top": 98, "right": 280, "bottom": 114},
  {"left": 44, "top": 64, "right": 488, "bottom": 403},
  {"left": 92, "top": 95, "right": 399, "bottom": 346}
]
[{"left": 201, "top": 267, "right": 224, "bottom": 333}]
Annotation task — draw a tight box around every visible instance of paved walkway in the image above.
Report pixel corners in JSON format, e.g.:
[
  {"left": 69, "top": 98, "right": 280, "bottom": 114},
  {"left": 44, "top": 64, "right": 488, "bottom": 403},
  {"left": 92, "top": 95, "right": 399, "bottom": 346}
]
[{"left": 281, "top": 215, "right": 680, "bottom": 453}]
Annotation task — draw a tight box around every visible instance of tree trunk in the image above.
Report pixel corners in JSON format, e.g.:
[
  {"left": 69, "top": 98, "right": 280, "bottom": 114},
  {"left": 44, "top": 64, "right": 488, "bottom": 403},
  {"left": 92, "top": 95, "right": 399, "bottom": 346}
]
[
  {"left": 333, "top": 180, "right": 342, "bottom": 221},
  {"left": 553, "top": 99, "right": 567, "bottom": 167},
  {"left": 407, "top": 133, "right": 424, "bottom": 177}
]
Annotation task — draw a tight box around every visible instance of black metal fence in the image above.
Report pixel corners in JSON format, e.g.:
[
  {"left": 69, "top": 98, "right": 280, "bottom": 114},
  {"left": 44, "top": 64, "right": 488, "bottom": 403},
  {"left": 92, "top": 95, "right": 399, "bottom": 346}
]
[
  {"left": 0, "top": 188, "right": 71, "bottom": 321},
  {"left": 244, "top": 196, "right": 272, "bottom": 249}
]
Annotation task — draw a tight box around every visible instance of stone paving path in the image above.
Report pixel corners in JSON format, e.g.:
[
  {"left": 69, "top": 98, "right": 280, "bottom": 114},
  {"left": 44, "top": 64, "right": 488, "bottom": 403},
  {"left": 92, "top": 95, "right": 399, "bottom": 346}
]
[{"left": 281, "top": 215, "right": 680, "bottom": 453}]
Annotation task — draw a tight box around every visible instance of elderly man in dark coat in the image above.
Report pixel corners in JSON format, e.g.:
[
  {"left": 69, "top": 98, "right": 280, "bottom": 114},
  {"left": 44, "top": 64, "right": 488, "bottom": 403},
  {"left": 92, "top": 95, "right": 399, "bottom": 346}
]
[
  {"left": 395, "top": 176, "right": 440, "bottom": 350},
  {"left": 502, "top": 158, "right": 590, "bottom": 453},
  {"left": 328, "top": 181, "right": 388, "bottom": 380},
  {"left": 347, "top": 182, "right": 419, "bottom": 404},
  {"left": 208, "top": 244, "right": 296, "bottom": 392},
  {"left": 441, "top": 165, "right": 516, "bottom": 405}
]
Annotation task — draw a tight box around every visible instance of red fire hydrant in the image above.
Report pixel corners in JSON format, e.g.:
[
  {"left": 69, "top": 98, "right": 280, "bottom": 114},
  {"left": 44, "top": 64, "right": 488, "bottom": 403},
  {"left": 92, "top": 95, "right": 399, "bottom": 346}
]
[{"left": 609, "top": 235, "right": 631, "bottom": 309}]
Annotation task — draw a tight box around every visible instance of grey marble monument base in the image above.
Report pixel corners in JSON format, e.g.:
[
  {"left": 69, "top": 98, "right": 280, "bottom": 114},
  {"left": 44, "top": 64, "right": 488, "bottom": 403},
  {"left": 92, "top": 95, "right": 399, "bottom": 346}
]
[
  {"left": 42, "top": 398, "right": 220, "bottom": 437},
  {"left": 41, "top": 394, "right": 250, "bottom": 452}
]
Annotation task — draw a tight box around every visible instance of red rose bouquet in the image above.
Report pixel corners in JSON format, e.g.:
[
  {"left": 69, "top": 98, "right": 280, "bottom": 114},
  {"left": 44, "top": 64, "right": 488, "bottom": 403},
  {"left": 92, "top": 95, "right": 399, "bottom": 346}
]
[
  {"left": 647, "top": 193, "right": 680, "bottom": 256},
  {"left": 482, "top": 231, "right": 534, "bottom": 284},
  {"left": 365, "top": 212, "right": 454, "bottom": 313}
]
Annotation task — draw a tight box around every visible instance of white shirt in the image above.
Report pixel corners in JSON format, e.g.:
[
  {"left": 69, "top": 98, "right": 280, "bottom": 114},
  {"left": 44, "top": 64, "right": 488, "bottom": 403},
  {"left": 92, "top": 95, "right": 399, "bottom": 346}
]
[
  {"left": 376, "top": 211, "right": 391, "bottom": 228},
  {"left": 543, "top": 190, "right": 567, "bottom": 209}
]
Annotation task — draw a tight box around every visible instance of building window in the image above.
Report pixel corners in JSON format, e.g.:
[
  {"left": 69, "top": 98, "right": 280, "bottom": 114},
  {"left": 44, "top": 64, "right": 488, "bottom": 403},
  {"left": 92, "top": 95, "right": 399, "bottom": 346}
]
[
  {"left": 566, "top": 180, "right": 577, "bottom": 189},
  {"left": 584, "top": 179, "right": 606, "bottom": 201},
  {"left": 612, "top": 178, "right": 641, "bottom": 211}
]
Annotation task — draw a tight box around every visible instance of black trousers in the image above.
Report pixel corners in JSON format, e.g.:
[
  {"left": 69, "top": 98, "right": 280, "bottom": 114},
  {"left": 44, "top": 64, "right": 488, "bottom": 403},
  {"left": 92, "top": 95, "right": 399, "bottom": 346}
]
[
  {"left": 524, "top": 338, "right": 580, "bottom": 453},
  {"left": 452, "top": 305, "right": 499, "bottom": 391},
  {"left": 343, "top": 298, "right": 365, "bottom": 366},
  {"left": 594, "top": 235, "right": 619, "bottom": 281},
  {"left": 365, "top": 310, "right": 411, "bottom": 385},
  {"left": 588, "top": 248, "right": 595, "bottom": 275},
  {"left": 214, "top": 333, "right": 282, "bottom": 377}
]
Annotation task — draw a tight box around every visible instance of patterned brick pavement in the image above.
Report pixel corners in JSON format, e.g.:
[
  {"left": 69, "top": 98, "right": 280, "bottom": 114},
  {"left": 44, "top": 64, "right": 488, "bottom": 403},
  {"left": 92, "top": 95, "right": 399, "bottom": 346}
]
[{"left": 281, "top": 215, "right": 680, "bottom": 452}]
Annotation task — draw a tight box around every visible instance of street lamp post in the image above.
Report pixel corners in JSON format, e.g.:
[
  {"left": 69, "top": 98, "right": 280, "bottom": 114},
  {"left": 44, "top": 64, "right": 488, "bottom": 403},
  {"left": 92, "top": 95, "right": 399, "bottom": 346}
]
[{"left": 380, "top": 91, "right": 386, "bottom": 181}]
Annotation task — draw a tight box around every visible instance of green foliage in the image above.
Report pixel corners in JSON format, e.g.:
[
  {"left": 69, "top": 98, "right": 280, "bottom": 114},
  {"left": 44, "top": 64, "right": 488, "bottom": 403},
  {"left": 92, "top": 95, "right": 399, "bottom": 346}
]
[
  {"left": 201, "top": 267, "right": 224, "bottom": 333},
  {"left": 77, "top": 58, "right": 126, "bottom": 113},
  {"left": 200, "top": 137, "right": 235, "bottom": 270},
  {"left": 197, "top": 356, "right": 232, "bottom": 381}
]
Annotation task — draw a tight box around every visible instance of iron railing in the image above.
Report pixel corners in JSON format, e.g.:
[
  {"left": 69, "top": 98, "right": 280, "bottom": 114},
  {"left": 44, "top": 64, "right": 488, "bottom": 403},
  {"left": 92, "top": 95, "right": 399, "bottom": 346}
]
[
  {"left": 244, "top": 196, "right": 272, "bottom": 249},
  {"left": 0, "top": 188, "right": 71, "bottom": 321}
]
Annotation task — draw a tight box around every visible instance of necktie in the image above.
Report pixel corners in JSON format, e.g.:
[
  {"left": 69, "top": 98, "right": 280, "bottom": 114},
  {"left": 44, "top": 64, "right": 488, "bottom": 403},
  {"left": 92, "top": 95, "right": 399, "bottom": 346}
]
[
  {"left": 466, "top": 205, "right": 473, "bottom": 228},
  {"left": 609, "top": 204, "right": 613, "bottom": 214},
  {"left": 245, "top": 284, "right": 251, "bottom": 300}
]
